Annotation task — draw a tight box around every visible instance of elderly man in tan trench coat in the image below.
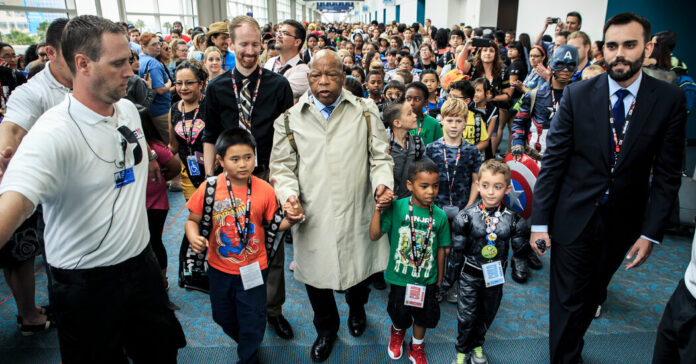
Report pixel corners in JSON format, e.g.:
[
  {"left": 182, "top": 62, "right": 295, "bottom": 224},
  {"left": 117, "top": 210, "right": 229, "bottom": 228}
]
[{"left": 270, "top": 50, "right": 394, "bottom": 363}]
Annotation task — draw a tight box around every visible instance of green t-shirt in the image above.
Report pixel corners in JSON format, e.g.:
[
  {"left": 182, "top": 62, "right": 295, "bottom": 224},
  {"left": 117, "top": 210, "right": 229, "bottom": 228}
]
[
  {"left": 410, "top": 114, "right": 443, "bottom": 146},
  {"left": 380, "top": 197, "right": 451, "bottom": 286}
]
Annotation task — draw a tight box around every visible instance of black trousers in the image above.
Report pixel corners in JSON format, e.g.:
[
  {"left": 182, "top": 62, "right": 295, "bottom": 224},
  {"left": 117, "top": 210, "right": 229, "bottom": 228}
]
[
  {"left": 456, "top": 270, "right": 504, "bottom": 354},
  {"left": 49, "top": 247, "right": 186, "bottom": 364},
  {"left": 147, "top": 209, "right": 169, "bottom": 270},
  {"left": 305, "top": 277, "right": 371, "bottom": 337},
  {"left": 549, "top": 205, "right": 635, "bottom": 364},
  {"left": 653, "top": 279, "right": 696, "bottom": 363}
]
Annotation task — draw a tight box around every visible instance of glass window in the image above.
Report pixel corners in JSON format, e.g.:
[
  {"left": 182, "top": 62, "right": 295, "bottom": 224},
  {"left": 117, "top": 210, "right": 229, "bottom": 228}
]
[
  {"left": 125, "top": 0, "right": 155, "bottom": 13},
  {"left": 126, "top": 14, "right": 157, "bottom": 33},
  {"left": 277, "top": 0, "right": 290, "bottom": 21},
  {"left": 101, "top": 0, "right": 121, "bottom": 22},
  {"left": 75, "top": 0, "right": 98, "bottom": 16}
]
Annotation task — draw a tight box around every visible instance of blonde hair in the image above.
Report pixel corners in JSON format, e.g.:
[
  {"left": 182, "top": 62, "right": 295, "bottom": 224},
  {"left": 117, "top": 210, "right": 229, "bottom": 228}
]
[
  {"left": 440, "top": 98, "right": 468, "bottom": 119},
  {"left": 582, "top": 64, "right": 605, "bottom": 80},
  {"left": 478, "top": 159, "right": 511, "bottom": 185},
  {"left": 203, "top": 46, "right": 222, "bottom": 64},
  {"left": 169, "top": 39, "right": 188, "bottom": 63},
  {"left": 228, "top": 15, "right": 261, "bottom": 43}
]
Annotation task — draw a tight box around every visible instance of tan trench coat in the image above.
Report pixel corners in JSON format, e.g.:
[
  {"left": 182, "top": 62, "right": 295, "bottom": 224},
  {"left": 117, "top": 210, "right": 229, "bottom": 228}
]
[{"left": 269, "top": 90, "right": 394, "bottom": 290}]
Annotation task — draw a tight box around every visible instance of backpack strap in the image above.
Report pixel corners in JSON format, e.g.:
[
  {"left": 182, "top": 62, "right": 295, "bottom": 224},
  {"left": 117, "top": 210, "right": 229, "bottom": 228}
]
[
  {"left": 283, "top": 110, "right": 300, "bottom": 170},
  {"left": 198, "top": 176, "right": 218, "bottom": 239},
  {"left": 413, "top": 134, "right": 424, "bottom": 160},
  {"left": 358, "top": 99, "right": 373, "bottom": 161},
  {"left": 529, "top": 88, "right": 538, "bottom": 116}
]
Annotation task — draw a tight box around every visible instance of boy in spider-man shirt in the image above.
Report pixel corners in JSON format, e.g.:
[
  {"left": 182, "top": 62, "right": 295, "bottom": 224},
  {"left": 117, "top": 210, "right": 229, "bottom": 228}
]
[{"left": 185, "top": 129, "right": 295, "bottom": 364}]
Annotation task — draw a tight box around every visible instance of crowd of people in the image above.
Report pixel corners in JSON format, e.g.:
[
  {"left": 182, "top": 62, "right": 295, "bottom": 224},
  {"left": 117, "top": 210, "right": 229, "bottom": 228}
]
[{"left": 0, "top": 9, "right": 694, "bottom": 364}]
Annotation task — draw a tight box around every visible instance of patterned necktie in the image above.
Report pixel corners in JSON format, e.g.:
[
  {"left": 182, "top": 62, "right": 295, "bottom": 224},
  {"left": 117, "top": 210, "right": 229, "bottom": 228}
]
[
  {"left": 322, "top": 105, "right": 335, "bottom": 120},
  {"left": 239, "top": 78, "right": 252, "bottom": 130}
]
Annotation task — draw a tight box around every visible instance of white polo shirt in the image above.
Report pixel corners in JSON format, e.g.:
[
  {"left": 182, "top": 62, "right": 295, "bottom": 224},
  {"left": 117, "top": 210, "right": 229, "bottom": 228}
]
[
  {"left": 686, "top": 233, "right": 696, "bottom": 298},
  {"left": 264, "top": 53, "right": 310, "bottom": 99},
  {"left": 0, "top": 95, "right": 149, "bottom": 269},
  {"left": 3, "top": 61, "right": 71, "bottom": 131}
]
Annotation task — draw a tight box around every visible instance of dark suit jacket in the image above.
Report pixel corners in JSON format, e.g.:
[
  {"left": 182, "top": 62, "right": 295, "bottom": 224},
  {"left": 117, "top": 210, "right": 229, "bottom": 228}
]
[{"left": 531, "top": 72, "right": 687, "bottom": 244}]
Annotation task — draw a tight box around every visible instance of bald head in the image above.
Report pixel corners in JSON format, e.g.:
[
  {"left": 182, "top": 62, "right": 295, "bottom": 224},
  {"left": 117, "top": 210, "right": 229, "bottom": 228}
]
[
  {"left": 307, "top": 49, "right": 345, "bottom": 106},
  {"left": 309, "top": 49, "right": 343, "bottom": 73}
]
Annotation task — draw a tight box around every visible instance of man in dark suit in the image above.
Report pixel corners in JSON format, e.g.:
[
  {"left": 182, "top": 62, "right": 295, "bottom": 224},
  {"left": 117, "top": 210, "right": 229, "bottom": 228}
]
[{"left": 529, "top": 13, "right": 687, "bottom": 364}]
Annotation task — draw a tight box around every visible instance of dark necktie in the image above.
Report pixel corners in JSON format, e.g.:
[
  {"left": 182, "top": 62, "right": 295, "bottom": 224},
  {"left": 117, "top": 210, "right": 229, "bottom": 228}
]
[
  {"left": 240, "top": 78, "right": 252, "bottom": 129},
  {"left": 612, "top": 89, "right": 630, "bottom": 133},
  {"left": 322, "top": 105, "right": 335, "bottom": 120}
]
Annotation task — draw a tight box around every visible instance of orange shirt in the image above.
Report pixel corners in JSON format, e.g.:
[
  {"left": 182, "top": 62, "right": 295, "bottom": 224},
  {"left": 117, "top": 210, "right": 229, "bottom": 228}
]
[{"left": 186, "top": 174, "right": 278, "bottom": 274}]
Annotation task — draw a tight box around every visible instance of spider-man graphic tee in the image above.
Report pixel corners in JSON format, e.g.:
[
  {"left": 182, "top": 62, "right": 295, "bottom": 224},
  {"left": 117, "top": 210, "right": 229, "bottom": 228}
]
[{"left": 187, "top": 174, "right": 278, "bottom": 274}]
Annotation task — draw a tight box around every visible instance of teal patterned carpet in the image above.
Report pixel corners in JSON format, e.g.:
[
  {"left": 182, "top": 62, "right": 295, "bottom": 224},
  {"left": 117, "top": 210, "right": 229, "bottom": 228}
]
[{"left": 0, "top": 191, "right": 692, "bottom": 364}]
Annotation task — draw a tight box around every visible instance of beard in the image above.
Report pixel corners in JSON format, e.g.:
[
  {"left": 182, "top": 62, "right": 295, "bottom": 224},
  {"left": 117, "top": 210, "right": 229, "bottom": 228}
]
[{"left": 607, "top": 53, "right": 643, "bottom": 82}]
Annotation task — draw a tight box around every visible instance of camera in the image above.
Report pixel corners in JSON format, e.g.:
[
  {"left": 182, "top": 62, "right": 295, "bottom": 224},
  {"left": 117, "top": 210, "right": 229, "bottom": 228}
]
[
  {"left": 550, "top": 17, "right": 560, "bottom": 24},
  {"left": 472, "top": 38, "right": 492, "bottom": 48}
]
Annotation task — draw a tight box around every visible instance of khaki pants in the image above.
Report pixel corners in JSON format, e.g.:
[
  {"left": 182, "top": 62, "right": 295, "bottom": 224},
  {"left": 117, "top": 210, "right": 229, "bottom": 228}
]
[{"left": 152, "top": 113, "right": 170, "bottom": 145}]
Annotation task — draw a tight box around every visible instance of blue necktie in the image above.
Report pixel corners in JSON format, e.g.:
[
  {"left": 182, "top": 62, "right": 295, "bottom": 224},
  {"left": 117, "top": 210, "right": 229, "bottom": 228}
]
[
  {"left": 612, "top": 89, "right": 630, "bottom": 134},
  {"left": 322, "top": 105, "right": 335, "bottom": 120}
]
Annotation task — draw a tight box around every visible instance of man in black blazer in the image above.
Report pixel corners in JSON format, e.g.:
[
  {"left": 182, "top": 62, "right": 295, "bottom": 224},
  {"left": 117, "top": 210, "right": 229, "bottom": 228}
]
[{"left": 529, "top": 13, "right": 687, "bottom": 364}]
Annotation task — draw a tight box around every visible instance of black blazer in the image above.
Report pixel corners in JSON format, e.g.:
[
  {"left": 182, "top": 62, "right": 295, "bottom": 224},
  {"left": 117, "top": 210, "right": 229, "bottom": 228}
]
[{"left": 531, "top": 72, "right": 687, "bottom": 244}]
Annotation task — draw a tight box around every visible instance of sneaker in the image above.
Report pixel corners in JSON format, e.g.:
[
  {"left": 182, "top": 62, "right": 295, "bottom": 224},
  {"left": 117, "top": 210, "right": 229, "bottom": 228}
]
[
  {"left": 408, "top": 342, "right": 428, "bottom": 364},
  {"left": 594, "top": 305, "right": 602, "bottom": 319},
  {"left": 388, "top": 326, "right": 405, "bottom": 359},
  {"left": 168, "top": 182, "right": 183, "bottom": 192},
  {"left": 470, "top": 346, "right": 488, "bottom": 364},
  {"left": 451, "top": 352, "right": 468, "bottom": 364}
]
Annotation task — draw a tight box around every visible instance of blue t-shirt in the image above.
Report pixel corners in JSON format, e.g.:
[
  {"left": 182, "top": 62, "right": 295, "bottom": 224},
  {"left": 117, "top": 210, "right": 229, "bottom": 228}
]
[
  {"left": 222, "top": 50, "right": 236, "bottom": 72},
  {"left": 139, "top": 54, "right": 171, "bottom": 117},
  {"left": 424, "top": 138, "right": 482, "bottom": 210}
]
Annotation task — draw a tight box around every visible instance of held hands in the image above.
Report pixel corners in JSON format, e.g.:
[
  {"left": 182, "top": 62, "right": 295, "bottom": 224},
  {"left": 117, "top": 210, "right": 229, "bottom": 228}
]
[
  {"left": 530, "top": 231, "right": 551, "bottom": 256},
  {"left": 284, "top": 195, "right": 306, "bottom": 224},
  {"left": 374, "top": 184, "right": 394, "bottom": 211},
  {"left": 189, "top": 235, "right": 208, "bottom": 254},
  {"left": 625, "top": 237, "right": 653, "bottom": 270}
]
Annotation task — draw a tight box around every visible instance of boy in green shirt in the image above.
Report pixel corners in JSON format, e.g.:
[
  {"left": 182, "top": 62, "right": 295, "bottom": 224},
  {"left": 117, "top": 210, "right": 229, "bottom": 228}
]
[
  {"left": 370, "top": 158, "right": 451, "bottom": 364},
  {"left": 406, "top": 82, "right": 443, "bottom": 145}
]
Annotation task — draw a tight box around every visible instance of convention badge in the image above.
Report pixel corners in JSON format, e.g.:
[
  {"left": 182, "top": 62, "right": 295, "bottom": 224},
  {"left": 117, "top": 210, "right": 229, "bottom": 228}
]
[
  {"left": 114, "top": 167, "right": 135, "bottom": 188},
  {"left": 491, "top": 217, "right": 499, "bottom": 224},
  {"left": 487, "top": 233, "right": 497, "bottom": 241},
  {"left": 443, "top": 205, "right": 459, "bottom": 220},
  {"left": 187, "top": 155, "right": 201, "bottom": 176},
  {"left": 481, "top": 245, "right": 498, "bottom": 259},
  {"left": 240, "top": 261, "right": 264, "bottom": 290},
  {"left": 482, "top": 261, "right": 505, "bottom": 287},
  {"left": 404, "top": 283, "right": 426, "bottom": 308}
]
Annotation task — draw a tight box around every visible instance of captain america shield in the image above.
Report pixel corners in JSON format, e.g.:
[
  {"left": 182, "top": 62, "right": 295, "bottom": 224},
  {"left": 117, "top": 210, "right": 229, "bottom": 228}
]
[{"left": 503, "top": 153, "right": 540, "bottom": 219}]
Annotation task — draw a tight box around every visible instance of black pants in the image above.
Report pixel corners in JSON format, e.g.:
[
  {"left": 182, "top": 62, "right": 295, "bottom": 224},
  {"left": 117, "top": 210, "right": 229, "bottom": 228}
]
[
  {"left": 456, "top": 268, "right": 504, "bottom": 353},
  {"left": 48, "top": 247, "right": 186, "bottom": 364},
  {"left": 549, "top": 206, "right": 635, "bottom": 364},
  {"left": 305, "top": 277, "right": 371, "bottom": 337},
  {"left": 653, "top": 279, "right": 696, "bottom": 363},
  {"left": 147, "top": 209, "right": 169, "bottom": 270}
]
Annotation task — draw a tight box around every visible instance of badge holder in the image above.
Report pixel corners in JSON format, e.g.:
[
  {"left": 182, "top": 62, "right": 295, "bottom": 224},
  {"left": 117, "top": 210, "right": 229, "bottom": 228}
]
[
  {"left": 187, "top": 155, "right": 201, "bottom": 176},
  {"left": 114, "top": 167, "right": 135, "bottom": 188},
  {"left": 443, "top": 205, "right": 459, "bottom": 220},
  {"left": 239, "top": 261, "right": 264, "bottom": 290},
  {"left": 482, "top": 261, "right": 505, "bottom": 287},
  {"left": 404, "top": 283, "right": 426, "bottom": 308}
]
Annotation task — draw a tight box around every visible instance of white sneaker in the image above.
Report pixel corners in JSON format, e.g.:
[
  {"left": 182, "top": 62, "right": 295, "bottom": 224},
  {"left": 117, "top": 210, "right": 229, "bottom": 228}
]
[{"left": 594, "top": 305, "right": 602, "bottom": 319}]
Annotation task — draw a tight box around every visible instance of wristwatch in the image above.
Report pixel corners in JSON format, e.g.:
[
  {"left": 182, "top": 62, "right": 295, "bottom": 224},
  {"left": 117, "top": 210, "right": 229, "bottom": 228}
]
[{"left": 149, "top": 149, "right": 158, "bottom": 161}]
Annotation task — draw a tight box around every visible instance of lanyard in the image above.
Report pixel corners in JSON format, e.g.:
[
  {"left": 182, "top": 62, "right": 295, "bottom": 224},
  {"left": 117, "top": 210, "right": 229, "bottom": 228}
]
[
  {"left": 388, "top": 130, "right": 409, "bottom": 155},
  {"left": 479, "top": 203, "right": 501, "bottom": 247},
  {"left": 179, "top": 100, "right": 200, "bottom": 154},
  {"left": 231, "top": 67, "right": 263, "bottom": 130},
  {"left": 408, "top": 197, "right": 434, "bottom": 274},
  {"left": 225, "top": 174, "right": 253, "bottom": 250},
  {"left": 416, "top": 117, "right": 423, "bottom": 135},
  {"left": 607, "top": 96, "right": 636, "bottom": 171},
  {"left": 425, "top": 96, "right": 440, "bottom": 113},
  {"left": 442, "top": 144, "right": 461, "bottom": 206}
]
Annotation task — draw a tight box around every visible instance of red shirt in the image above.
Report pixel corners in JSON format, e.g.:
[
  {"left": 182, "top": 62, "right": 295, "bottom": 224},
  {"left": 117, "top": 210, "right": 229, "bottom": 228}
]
[{"left": 186, "top": 174, "right": 278, "bottom": 274}]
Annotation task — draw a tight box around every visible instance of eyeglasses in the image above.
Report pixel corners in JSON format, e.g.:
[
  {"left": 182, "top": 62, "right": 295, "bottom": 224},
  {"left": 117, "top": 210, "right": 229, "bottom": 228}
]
[
  {"left": 129, "top": 55, "right": 136, "bottom": 64},
  {"left": 162, "top": 47, "right": 169, "bottom": 51},
  {"left": 38, "top": 52, "right": 47, "bottom": 57},
  {"left": 1, "top": 54, "right": 17, "bottom": 60},
  {"left": 275, "top": 31, "right": 296, "bottom": 38},
  {"left": 174, "top": 80, "right": 200, "bottom": 87},
  {"left": 530, "top": 54, "right": 543, "bottom": 58}
]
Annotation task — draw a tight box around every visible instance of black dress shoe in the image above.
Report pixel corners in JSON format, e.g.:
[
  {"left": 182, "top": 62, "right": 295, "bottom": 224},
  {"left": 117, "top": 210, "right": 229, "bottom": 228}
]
[
  {"left": 511, "top": 256, "right": 529, "bottom": 283},
  {"left": 311, "top": 334, "right": 337, "bottom": 362},
  {"left": 526, "top": 250, "right": 543, "bottom": 270},
  {"left": 268, "top": 314, "right": 294, "bottom": 339},
  {"left": 348, "top": 308, "right": 366, "bottom": 337}
]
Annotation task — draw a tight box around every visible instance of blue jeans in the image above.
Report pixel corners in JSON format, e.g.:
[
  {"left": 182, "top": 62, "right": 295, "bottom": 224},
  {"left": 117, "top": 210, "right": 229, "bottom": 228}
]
[{"left": 208, "top": 265, "right": 268, "bottom": 364}]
